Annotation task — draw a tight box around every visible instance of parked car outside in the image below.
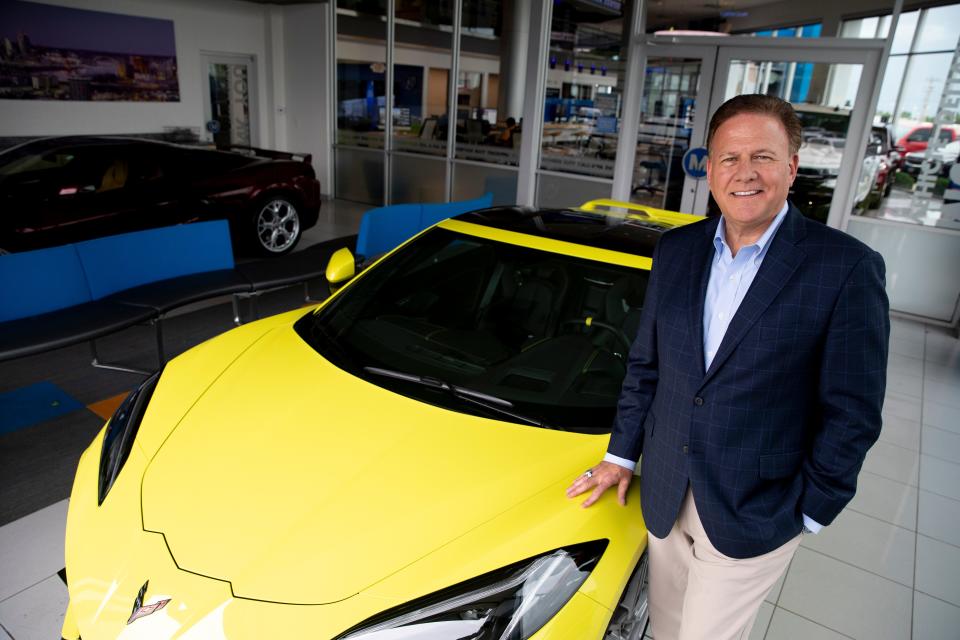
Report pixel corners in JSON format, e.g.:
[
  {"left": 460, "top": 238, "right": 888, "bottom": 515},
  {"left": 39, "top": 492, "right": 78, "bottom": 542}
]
[
  {"left": 0, "top": 136, "right": 321, "bottom": 256},
  {"left": 902, "top": 139, "right": 960, "bottom": 179},
  {"left": 60, "top": 199, "right": 702, "bottom": 640},
  {"left": 787, "top": 105, "right": 902, "bottom": 220},
  {"left": 896, "top": 124, "right": 959, "bottom": 154}
]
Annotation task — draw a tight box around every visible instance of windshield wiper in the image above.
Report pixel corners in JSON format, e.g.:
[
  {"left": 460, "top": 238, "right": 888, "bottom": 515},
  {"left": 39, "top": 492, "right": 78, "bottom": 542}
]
[{"left": 362, "top": 366, "right": 556, "bottom": 429}]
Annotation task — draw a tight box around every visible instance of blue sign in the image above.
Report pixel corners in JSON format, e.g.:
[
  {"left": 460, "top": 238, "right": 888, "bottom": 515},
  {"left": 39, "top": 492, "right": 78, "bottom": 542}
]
[
  {"left": 682, "top": 147, "right": 709, "bottom": 180},
  {"left": 205, "top": 119, "right": 221, "bottom": 134}
]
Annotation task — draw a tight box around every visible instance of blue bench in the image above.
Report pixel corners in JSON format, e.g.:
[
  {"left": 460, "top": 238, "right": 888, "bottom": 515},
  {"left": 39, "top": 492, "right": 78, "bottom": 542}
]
[
  {"left": 0, "top": 221, "right": 355, "bottom": 371},
  {"left": 355, "top": 194, "right": 493, "bottom": 260}
]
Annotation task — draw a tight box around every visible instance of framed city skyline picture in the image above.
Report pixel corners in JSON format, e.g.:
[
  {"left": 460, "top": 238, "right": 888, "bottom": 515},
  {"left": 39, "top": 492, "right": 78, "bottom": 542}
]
[{"left": 0, "top": 1, "right": 179, "bottom": 102}]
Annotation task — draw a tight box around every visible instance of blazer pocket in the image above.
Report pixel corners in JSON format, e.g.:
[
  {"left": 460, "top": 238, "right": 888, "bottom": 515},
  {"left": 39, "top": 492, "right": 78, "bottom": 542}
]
[{"left": 758, "top": 450, "right": 804, "bottom": 479}]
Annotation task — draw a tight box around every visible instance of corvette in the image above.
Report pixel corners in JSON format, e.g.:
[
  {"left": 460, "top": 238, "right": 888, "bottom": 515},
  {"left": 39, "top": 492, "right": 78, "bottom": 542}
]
[{"left": 61, "top": 199, "right": 700, "bottom": 639}]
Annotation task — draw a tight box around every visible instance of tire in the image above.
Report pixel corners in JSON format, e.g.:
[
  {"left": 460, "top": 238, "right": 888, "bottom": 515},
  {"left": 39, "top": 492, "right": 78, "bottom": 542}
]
[
  {"left": 251, "top": 194, "right": 302, "bottom": 256},
  {"left": 604, "top": 551, "right": 649, "bottom": 640}
]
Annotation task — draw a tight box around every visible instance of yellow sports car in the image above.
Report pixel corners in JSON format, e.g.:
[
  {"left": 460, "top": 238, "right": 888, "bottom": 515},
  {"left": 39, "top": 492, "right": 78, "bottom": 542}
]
[{"left": 62, "top": 199, "right": 700, "bottom": 639}]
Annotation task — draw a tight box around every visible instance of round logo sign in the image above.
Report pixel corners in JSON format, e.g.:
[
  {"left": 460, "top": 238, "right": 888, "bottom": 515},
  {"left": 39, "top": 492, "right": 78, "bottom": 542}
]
[{"left": 682, "top": 147, "right": 709, "bottom": 180}]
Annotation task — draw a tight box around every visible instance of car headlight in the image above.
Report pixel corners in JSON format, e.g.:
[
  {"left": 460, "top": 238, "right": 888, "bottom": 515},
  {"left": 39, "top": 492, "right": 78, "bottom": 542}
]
[
  {"left": 337, "top": 540, "right": 607, "bottom": 640},
  {"left": 98, "top": 370, "right": 161, "bottom": 505}
]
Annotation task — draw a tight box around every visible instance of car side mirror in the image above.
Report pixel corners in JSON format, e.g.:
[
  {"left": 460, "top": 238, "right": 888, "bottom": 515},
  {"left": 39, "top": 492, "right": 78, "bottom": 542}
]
[{"left": 325, "top": 247, "right": 356, "bottom": 293}]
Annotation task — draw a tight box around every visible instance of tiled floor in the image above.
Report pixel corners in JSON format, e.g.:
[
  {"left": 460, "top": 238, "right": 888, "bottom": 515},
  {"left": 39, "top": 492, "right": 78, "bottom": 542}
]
[{"left": 1, "top": 203, "right": 958, "bottom": 638}]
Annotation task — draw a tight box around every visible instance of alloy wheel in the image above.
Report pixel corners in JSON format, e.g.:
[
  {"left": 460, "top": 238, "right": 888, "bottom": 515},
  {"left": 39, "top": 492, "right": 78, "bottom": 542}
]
[{"left": 256, "top": 198, "right": 300, "bottom": 254}]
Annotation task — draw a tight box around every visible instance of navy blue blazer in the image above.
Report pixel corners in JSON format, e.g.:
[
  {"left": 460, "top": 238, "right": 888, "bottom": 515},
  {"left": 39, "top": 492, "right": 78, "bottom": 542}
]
[{"left": 609, "top": 204, "right": 889, "bottom": 559}]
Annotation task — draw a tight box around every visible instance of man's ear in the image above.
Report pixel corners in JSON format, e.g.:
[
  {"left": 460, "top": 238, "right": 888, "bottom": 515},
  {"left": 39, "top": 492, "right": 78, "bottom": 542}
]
[{"left": 787, "top": 153, "right": 799, "bottom": 184}]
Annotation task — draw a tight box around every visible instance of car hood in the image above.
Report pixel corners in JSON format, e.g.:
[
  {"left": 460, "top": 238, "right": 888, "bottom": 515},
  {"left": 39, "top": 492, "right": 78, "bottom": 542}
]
[
  {"left": 798, "top": 142, "right": 842, "bottom": 172},
  {"left": 140, "top": 325, "right": 597, "bottom": 605}
]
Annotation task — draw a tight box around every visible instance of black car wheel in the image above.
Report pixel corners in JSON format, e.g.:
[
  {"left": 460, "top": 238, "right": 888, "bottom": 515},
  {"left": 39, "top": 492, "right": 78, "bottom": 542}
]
[{"left": 253, "top": 195, "right": 301, "bottom": 256}]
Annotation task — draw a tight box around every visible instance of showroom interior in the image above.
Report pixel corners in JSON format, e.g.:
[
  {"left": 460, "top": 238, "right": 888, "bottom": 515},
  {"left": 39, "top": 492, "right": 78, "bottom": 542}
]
[{"left": 0, "top": 0, "right": 959, "bottom": 638}]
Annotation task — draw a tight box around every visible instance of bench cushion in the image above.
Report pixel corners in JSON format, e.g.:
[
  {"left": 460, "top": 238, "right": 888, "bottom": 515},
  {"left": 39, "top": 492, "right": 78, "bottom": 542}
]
[
  {"left": 0, "top": 245, "right": 92, "bottom": 322},
  {"left": 107, "top": 270, "right": 251, "bottom": 313},
  {"left": 0, "top": 300, "right": 156, "bottom": 362},
  {"left": 76, "top": 220, "right": 236, "bottom": 299}
]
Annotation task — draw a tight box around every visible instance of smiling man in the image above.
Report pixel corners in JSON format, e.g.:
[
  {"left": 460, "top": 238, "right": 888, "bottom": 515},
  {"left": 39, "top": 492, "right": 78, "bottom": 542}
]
[{"left": 567, "top": 94, "right": 890, "bottom": 639}]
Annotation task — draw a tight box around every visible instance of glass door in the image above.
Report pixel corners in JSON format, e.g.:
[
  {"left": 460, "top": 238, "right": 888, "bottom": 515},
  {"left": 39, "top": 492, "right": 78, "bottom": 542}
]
[
  {"left": 703, "top": 41, "right": 882, "bottom": 225},
  {"left": 631, "top": 44, "right": 716, "bottom": 214},
  {"left": 202, "top": 53, "right": 257, "bottom": 149}
]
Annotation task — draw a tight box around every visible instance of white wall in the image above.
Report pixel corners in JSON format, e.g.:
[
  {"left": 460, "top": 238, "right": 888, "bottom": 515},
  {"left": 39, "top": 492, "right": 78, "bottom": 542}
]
[
  {"left": 281, "top": 3, "right": 333, "bottom": 194},
  {"left": 0, "top": 0, "right": 275, "bottom": 147}
]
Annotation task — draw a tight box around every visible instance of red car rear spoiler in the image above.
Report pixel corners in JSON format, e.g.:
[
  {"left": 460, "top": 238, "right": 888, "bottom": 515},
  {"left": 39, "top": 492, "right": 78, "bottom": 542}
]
[{"left": 226, "top": 145, "right": 312, "bottom": 166}]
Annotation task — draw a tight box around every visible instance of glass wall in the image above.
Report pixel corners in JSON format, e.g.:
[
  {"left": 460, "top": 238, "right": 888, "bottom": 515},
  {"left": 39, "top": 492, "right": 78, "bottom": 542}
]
[
  {"left": 630, "top": 57, "right": 700, "bottom": 212},
  {"left": 844, "top": 3, "right": 960, "bottom": 230},
  {"left": 335, "top": 0, "right": 388, "bottom": 204},
  {"left": 536, "top": 0, "right": 625, "bottom": 207}
]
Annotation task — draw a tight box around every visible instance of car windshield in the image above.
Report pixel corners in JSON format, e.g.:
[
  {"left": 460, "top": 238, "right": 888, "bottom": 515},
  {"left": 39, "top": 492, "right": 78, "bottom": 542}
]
[{"left": 295, "top": 226, "right": 650, "bottom": 433}]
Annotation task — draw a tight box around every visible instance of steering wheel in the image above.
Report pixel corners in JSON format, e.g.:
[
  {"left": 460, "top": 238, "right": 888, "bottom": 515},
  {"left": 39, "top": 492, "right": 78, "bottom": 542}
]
[{"left": 562, "top": 317, "right": 633, "bottom": 355}]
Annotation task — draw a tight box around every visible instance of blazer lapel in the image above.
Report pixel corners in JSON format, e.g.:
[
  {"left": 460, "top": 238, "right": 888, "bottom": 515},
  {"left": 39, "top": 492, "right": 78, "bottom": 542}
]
[
  {"left": 688, "top": 218, "right": 719, "bottom": 378},
  {"left": 701, "top": 206, "right": 807, "bottom": 385}
]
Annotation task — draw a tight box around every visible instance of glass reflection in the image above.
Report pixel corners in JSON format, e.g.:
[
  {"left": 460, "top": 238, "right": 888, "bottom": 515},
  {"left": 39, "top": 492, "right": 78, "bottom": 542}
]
[
  {"left": 539, "top": 0, "right": 625, "bottom": 180},
  {"left": 336, "top": 0, "right": 388, "bottom": 150},
  {"left": 391, "top": 0, "right": 454, "bottom": 157},
  {"left": 455, "top": 0, "right": 527, "bottom": 167}
]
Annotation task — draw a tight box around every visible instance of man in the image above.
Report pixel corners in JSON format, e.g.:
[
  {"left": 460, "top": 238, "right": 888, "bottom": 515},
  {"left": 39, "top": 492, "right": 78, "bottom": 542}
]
[{"left": 566, "top": 94, "right": 889, "bottom": 640}]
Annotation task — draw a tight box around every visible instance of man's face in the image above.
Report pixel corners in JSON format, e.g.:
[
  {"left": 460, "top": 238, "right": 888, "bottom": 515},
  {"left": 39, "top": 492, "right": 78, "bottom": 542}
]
[{"left": 707, "top": 112, "right": 799, "bottom": 230}]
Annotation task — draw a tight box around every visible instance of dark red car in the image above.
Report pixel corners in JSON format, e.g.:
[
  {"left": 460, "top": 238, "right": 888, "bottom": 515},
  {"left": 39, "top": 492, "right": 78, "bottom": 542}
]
[{"left": 0, "top": 136, "right": 321, "bottom": 256}]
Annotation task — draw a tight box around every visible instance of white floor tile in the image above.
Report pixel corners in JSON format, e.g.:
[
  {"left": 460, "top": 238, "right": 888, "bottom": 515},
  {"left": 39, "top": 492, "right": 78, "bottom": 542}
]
[
  {"left": 0, "top": 623, "right": 10, "bottom": 639},
  {"left": 883, "top": 391, "right": 923, "bottom": 422},
  {"left": 923, "top": 342, "right": 960, "bottom": 368},
  {"left": 862, "top": 440, "right": 920, "bottom": 486},
  {"left": 922, "top": 400, "right": 958, "bottom": 435},
  {"left": 886, "top": 368, "right": 924, "bottom": 398},
  {"left": 878, "top": 413, "right": 921, "bottom": 451},
  {"left": 0, "top": 575, "right": 67, "bottom": 640},
  {"left": 924, "top": 360, "right": 960, "bottom": 385},
  {"left": 0, "top": 500, "right": 68, "bottom": 602},
  {"left": 919, "top": 455, "right": 960, "bottom": 501},
  {"left": 913, "top": 592, "right": 960, "bottom": 640},
  {"left": 918, "top": 490, "right": 960, "bottom": 548},
  {"left": 916, "top": 535, "right": 960, "bottom": 607},
  {"left": 749, "top": 601, "right": 774, "bottom": 640},
  {"left": 847, "top": 471, "right": 918, "bottom": 530},
  {"left": 888, "top": 351, "right": 925, "bottom": 377},
  {"left": 890, "top": 317, "right": 926, "bottom": 340},
  {"left": 800, "top": 509, "right": 915, "bottom": 587},
  {"left": 890, "top": 336, "right": 925, "bottom": 360},
  {"left": 922, "top": 425, "right": 960, "bottom": 464},
  {"left": 779, "top": 548, "right": 912, "bottom": 640},
  {"left": 765, "top": 566, "right": 787, "bottom": 605},
  {"left": 923, "top": 379, "right": 960, "bottom": 409},
  {"left": 764, "top": 607, "right": 851, "bottom": 639}
]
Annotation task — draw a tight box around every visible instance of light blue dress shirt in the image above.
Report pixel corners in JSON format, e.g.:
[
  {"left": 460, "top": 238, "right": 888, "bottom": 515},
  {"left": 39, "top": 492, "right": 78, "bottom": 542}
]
[{"left": 604, "top": 202, "right": 822, "bottom": 534}]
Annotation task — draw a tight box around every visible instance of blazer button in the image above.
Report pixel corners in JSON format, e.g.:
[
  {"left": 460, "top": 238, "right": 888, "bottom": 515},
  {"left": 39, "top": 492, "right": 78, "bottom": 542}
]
[
  {"left": 694, "top": 396, "right": 704, "bottom": 406},
  {"left": 682, "top": 445, "right": 689, "bottom": 454}
]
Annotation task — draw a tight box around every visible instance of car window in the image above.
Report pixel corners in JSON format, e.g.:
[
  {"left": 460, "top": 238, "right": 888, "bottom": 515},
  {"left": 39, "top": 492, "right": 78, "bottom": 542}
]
[
  {"left": 296, "top": 227, "right": 650, "bottom": 433},
  {"left": 907, "top": 129, "right": 931, "bottom": 142},
  {"left": 939, "top": 129, "right": 955, "bottom": 143}
]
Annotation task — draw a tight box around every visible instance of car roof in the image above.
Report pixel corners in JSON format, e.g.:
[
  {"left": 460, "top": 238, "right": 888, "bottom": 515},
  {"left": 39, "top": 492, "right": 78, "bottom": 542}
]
[{"left": 451, "top": 200, "right": 701, "bottom": 259}]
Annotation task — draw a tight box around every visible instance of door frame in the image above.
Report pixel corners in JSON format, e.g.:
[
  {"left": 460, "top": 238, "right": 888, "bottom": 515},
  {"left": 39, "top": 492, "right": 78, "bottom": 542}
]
[{"left": 612, "top": 34, "right": 885, "bottom": 226}]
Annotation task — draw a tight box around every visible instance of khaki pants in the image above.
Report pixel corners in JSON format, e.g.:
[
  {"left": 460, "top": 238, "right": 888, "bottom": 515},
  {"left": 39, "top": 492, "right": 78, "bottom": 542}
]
[{"left": 647, "top": 488, "right": 801, "bottom": 640}]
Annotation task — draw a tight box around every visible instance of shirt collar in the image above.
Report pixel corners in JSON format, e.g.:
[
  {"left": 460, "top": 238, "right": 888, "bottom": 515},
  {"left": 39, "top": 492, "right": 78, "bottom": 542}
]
[{"left": 713, "top": 201, "right": 790, "bottom": 259}]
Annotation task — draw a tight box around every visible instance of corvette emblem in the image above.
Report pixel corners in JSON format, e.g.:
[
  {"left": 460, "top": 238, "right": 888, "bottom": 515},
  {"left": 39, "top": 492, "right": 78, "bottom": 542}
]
[{"left": 127, "top": 581, "right": 170, "bottom": 625}]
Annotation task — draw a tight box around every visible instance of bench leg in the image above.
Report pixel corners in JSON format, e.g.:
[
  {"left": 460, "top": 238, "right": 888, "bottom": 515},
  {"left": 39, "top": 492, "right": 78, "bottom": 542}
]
[
  {"left": 89, "top": 318, "right": 165, "bottom": 375},
  {"left": 154, "top": 318, "right": 166, "bottom": 368},
  {"left": 90, "top": 339, "right": 152, "bottom": 376}
]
